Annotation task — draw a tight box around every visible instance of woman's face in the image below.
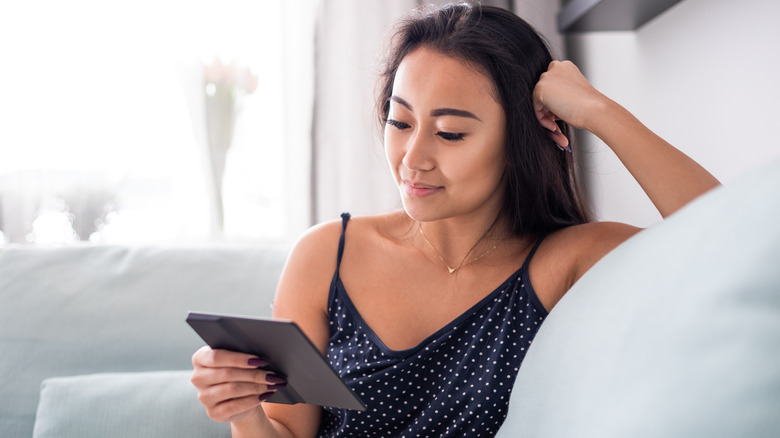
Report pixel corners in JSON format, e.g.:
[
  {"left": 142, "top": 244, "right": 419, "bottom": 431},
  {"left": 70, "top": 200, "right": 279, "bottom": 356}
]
[{"left": 385, "top": 47, "right": 507, "bottom": 224}]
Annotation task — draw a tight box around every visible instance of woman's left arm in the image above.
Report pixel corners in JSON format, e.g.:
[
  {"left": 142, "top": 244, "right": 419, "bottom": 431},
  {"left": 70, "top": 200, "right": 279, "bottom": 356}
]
[{"left": 534, "top": 60, "right": 720, "bottom": 218}]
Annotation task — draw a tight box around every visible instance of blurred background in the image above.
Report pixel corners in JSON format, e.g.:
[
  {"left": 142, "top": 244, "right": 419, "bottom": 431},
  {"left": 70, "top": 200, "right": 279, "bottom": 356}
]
[{"left": 1, "top": 0, "right": 778, "bottom": 247}]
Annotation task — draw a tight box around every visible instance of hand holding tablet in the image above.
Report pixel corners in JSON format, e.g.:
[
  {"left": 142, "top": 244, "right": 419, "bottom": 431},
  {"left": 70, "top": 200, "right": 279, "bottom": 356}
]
[{"left": 187, "top": 312, "right": 366, "bottom": 411}]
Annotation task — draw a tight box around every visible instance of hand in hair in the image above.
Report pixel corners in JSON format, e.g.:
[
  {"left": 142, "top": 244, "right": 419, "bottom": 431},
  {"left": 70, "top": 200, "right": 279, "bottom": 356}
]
[
  {"left": 534, "top": 60, "right": 720, "bottom": 218},
  {"left": 532, "top": 60, "right": 608, "bottom": 149}
]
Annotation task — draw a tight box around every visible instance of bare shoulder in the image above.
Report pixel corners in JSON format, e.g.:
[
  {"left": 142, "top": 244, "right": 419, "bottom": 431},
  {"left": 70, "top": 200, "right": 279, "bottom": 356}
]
[
  {"left": 269, "top": 218, "right": 345, "bottom": 349},
  {"left": 551, "top": 221, "right": 640, "bottom": 277},
  {"left": 530, "top": 221, "right": 641, "bottom": 310},
  {"left": 289, "top": 217, "right": 346, "bottom": 265},
  {"left": 272, "top": 212, "right": 405, "bottom": 322}
]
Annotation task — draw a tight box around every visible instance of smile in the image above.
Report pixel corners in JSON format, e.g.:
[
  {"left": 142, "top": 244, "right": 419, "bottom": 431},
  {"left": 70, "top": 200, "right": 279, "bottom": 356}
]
[{"left": 403, "top": 181, "right": 443, "bottom": 197}]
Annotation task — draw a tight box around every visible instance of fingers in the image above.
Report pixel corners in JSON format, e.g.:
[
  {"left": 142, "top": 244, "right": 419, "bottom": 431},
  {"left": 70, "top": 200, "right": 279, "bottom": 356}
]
[
  {"left": 206, "top": 393, "right": 267, "bottom": 423},
  {"left": 536, "top": 60, "right": 606, "bottom": 133},
  {"left": 532, "top": 84, "right": 564, "bottom": 137},
  {"left": 548, "top": 129, "right": 570, "bottom": 151},
  {"left": 191, "top": 347, "right": 287, "bottom": 390},
  {"left": 197, "top": 379, "right": 277, "bottom": 415},
  {"left": 533, "top": 61, "right": 582, "bottom": 152},
  {"left": 534, "top": 105, "right": 570, "bottom": 151},
  {"left": 193, "top": 363, "right": 285, "bottom": 388},
  {"left": 192, "top": 345, "right": 266, "bottom": 369},
  {"left": 534, "top": 108, "right": 560, "bottom": 133},
  {"left": 191, "top": 347, "right": 288, "bottom": 423}
]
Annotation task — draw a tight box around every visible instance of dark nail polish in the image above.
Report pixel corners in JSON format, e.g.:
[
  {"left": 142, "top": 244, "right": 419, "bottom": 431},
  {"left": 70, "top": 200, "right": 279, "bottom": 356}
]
[
  {"left": 265, "top": 374, "right": 287, "bottom": 384},
  {"left": 564, "top": 145, "right": 572, "bottom": 153},
  {"left": 268, "top": 383, "right": 288, "bottom": 390},
  {"left": 248, "top": 358, "right": 269, "bottom": 367},
  {"left": 257, "top": 391, "right": 275, "bottom": 402}
]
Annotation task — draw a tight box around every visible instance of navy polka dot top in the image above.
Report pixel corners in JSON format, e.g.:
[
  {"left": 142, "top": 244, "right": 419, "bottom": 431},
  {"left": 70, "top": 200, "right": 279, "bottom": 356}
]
[{"left": 318, "top": 213, "right": 548, "bottom": 437}]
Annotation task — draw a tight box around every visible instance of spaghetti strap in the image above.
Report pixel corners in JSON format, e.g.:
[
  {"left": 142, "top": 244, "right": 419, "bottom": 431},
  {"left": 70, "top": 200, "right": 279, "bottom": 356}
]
[
  {"left": 520, "top": 234, "right": 546, "bottom": 271},
  {"left": 336, "top": 212, "right": 351, "bottom": 269},
  {"left": 327, "top": 213, "right": 351, "bottom": 309}
]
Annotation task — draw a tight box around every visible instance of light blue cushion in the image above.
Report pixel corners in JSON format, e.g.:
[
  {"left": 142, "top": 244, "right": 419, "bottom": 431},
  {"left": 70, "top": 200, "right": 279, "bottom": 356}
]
[
  {"left": 32, "top": 371, "right": 229, "bottom": 438},
  {"left": 498, "top": 158, "right": 780, "bottom": 437}
]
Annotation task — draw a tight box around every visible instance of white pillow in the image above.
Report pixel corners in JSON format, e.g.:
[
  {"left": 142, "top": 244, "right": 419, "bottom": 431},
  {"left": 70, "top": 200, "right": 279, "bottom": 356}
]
[{"left": 498, "top": 158, "right": 780, "bottom": 438}]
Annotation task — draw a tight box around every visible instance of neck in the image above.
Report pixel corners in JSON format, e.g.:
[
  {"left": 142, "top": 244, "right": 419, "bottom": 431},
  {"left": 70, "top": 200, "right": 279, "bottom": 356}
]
[{"left": 416, "top": 213, "right": 507, "bottom": 271}]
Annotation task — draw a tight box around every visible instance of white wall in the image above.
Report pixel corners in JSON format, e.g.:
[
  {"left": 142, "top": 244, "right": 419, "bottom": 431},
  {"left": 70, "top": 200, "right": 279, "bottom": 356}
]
[{"left": 565, "top": 0, "right": 780, "bottom": 227}]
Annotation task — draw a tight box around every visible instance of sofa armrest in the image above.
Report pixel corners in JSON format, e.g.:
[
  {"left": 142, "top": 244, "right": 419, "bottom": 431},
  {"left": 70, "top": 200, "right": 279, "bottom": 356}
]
[{"left": 498, "top": 159, "right": 780, "bottom": 437}]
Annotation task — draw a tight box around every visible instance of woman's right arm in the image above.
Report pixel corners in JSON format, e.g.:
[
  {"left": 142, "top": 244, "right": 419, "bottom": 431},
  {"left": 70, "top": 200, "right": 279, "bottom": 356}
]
[{"left": 191, "top": 220, "right": 344, "bottom": 437}]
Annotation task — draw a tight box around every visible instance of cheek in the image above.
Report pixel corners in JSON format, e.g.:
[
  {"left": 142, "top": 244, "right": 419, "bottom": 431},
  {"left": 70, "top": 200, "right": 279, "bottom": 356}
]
[
  {"left": 384, "top": 130, "right": 403, "bottom": 176},
  {"left": 474, "top": 154, "right": 506, "bottom": 189},
  {"left": 455, "top": 141, "right": 505, "bottom": 182},
  {"left": 488, "top": 146, "right": 507, "bottom": 179},
  {"left": 482, "top": 132, "right": 507, "bottom": 184},
  {"left": 465, "top": 154, "right": 506, "bottom": 205}
]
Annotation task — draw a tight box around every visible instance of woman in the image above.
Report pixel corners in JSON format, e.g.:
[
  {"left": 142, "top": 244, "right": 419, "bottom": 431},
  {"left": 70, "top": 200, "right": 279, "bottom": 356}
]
[{"left": 191, "top": 3, "right": 720, "bottom": 437}]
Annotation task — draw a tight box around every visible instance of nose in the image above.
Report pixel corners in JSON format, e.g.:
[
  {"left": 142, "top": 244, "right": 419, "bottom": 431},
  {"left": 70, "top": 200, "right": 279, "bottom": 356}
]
[{"left": 402, "top": 129, "right": 436, "bottom": 172}]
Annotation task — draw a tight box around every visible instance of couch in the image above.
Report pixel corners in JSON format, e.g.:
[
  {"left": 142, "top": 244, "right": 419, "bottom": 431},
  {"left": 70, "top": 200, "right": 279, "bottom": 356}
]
[
  {"left": 2, "top": 158, "right": 779, "bottom": 438},
  {"left": 1, "top": 243, "right": 288, "bottom": 437}
]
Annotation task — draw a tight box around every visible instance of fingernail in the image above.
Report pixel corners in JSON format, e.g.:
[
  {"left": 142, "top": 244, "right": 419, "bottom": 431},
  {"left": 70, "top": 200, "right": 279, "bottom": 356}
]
[
  {"left": 564, "top": 145, "right": 572, "bottom": 153},
  {"left": 268, "top": 383, "right": 287, "bottom": 390},
  {"left": 248, "top": 358, "right": 269, "bottom": 367},
  {"left": 265, "top": 374, "right": 287, "bottom": 384},
  {"left": 257, "top": 391, "right": 275, "bottom": 402}
]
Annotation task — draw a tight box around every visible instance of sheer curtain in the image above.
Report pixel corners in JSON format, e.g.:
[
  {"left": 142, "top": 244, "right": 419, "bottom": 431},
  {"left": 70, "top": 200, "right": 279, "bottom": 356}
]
[
  {"left": 311, "top": 0, "right": 415, "bottom": 224},
  {"left": 179, "top": 0, "right": 315, "bottom": 243},
  {"left": 0, "top": 0, "right": 315, "bottom": 246}
]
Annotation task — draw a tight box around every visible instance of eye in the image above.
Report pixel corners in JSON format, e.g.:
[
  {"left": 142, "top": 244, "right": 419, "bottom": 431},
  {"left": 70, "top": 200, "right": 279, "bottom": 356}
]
[
  {"left": 386, "top": 119, "right": 411, "bottom": 130},
  {"left": 436, "top": 131, "right": 465, "bottom": 142}
]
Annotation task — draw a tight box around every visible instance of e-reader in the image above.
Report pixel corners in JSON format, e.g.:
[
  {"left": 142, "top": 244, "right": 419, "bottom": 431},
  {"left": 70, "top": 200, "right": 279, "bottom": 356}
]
[{"left": 186, "top": 311, "right": 366, "bottom": 411}]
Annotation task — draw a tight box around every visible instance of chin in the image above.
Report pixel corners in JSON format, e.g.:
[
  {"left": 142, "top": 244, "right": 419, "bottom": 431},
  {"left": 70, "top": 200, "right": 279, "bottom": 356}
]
[{"left": 401, "top": 199, "right": 446, "bottom": 223}]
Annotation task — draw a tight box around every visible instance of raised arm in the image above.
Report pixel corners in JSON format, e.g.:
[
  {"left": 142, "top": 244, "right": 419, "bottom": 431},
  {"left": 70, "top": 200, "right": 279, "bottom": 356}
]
[{"left": 533, "top": 60, "right": 720, "bottom": 218}]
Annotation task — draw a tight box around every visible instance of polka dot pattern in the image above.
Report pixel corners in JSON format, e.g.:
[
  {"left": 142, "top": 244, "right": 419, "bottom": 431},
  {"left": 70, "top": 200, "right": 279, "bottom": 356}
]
[{"left": 317, "top": 214, "right": 549, "bottom": 437}]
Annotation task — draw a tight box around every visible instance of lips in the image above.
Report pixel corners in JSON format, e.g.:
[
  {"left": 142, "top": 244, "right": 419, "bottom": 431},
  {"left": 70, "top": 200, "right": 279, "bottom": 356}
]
[{"left": 403, "top": 180, "right": 443, "bottom": 197}]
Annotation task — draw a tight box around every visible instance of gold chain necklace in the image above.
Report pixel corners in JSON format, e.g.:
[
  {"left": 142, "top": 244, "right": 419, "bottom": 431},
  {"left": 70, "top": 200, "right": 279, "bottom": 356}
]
[{"left": 418, "top": 225, "right": 498, "bottom": 274}]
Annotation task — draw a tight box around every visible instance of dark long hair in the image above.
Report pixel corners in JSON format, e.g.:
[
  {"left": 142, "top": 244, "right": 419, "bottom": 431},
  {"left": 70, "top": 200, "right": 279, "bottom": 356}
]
[{"left": 377, "top": 2, "right": 589, "bottom": 236}]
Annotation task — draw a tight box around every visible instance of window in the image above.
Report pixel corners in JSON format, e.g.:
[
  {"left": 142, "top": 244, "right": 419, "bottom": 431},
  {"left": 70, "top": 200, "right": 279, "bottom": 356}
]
[{"left": 0, "top": 0, "right": 313, "bottom": 245}]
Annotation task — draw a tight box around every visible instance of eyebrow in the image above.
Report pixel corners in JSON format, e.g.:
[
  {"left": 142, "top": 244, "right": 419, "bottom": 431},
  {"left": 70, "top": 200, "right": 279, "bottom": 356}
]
[{"left": 390, "top": 95, "right": 482, "bottom": 122}]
